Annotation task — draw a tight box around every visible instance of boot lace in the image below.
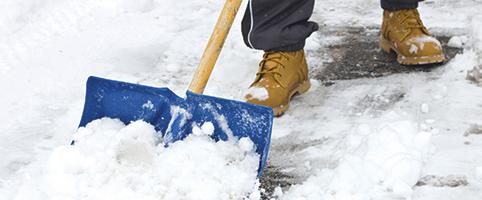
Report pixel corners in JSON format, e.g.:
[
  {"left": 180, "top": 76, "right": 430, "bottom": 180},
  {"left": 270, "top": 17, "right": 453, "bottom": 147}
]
[
  {"left": 255, "top": 52, "right": 290, "bottom": 88},
  {"left": 397, "top": 9, "right": 426, "bottom": 40}
]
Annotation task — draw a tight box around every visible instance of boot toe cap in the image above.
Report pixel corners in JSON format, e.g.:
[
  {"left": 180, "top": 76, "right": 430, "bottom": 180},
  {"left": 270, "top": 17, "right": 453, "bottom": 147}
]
[
  {"left": 404, "top": 36, "right": 444, "bottom": 57},
  {"left": 245, "top": 87, "right": 290, "bottom": 116}
]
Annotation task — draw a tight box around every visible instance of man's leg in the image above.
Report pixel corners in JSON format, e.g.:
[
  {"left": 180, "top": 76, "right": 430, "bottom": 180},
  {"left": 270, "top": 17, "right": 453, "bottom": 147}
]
[
  {"left": 241, "top": 0, "right": 318, "bottom": 116},
  {"left": 381, "top": 0, "right": 421, "bottom": 10},
  {"left": 241, "top": 0, "right": 318, "bottom": 52},
  {"left": 379, "top": 0, "right": 445, "bottom": 65}
]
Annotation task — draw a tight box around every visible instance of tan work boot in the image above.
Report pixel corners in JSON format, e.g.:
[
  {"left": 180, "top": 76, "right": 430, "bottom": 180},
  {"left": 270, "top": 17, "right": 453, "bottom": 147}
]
[
  {"left": 380, "top": 9, "right": 446, "bottom": 65},
  {"left": 245, "top": 50, "right": 311, "bottom": 116}
]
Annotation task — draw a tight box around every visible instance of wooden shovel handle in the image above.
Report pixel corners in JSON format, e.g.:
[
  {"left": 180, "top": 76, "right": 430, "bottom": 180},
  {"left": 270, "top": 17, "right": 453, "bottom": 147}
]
[{"left": 188, "top": 0, "right": 243, "bottom": 94}]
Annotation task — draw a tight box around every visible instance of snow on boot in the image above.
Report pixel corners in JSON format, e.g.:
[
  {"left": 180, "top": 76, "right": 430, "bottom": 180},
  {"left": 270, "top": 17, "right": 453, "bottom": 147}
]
[
  {"left": 380, "top": 9, "right": 446, "bottom": 65},
  {"left": 245, "top": 50, "right": 310, "bottom": 117}
]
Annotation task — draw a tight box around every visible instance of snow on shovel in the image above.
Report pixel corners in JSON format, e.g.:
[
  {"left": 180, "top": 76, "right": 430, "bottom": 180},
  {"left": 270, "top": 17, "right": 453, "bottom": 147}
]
[{"left": 75, "top": 0, "right": 273, "bottom": 178}]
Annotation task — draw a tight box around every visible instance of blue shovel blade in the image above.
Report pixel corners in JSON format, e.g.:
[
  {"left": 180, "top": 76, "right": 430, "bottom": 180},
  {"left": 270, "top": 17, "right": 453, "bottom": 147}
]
[{"left": 78, "top": 76, "right": 273, "bottom": 177}]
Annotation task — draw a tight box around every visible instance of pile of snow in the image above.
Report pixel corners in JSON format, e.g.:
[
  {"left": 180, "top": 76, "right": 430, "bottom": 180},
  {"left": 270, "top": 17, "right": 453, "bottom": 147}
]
[
  {"left": 464, "top": 15, "right": 482, "bottom": 85},
  {"left": 0, "top": 118, "right": 260, "bottom": 200},
  {"left": 281, "top": 113, "right": 433, "bottom": 200},
  {"left": 466, "top": 65, "right": 482, "bottom": 85}
]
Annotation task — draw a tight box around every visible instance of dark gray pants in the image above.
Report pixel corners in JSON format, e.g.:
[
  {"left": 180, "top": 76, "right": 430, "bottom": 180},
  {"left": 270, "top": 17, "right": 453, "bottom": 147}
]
[{"left": 241, "top": 0, "right": 423, "bottom": 52}]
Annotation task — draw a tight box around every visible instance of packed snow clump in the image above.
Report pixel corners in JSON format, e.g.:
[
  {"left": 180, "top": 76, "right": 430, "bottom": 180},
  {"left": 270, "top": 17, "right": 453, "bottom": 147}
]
[
  {"left": 413, "top": 36, "right": 442, "bottom": 50},
  {"left": 1, "top": 118, "right": 260, "bottom": 200},
  {"left": 281, "top": 116, "right": 433, "bottom": 200},
  {"left": 409, "top": 44, "right": 418, "bottom": 54},
  {"left": 447, "top": 35, "right": 468, "bottom": 48},
  {"left": 245, "top": 87, "right": 269, "bottom": 101}
]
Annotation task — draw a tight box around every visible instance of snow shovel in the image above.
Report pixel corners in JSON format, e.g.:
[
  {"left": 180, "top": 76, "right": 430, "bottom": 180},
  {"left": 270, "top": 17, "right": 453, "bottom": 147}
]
[{"left": 76, "top": 0, "right": 273, "bottom": 177}]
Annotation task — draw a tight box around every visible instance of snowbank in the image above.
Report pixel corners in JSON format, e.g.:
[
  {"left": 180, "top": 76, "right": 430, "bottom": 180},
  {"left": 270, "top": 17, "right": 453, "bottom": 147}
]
[
  {"left": 281, "top": 113, "right": 433, "bottom": 200},
  {"left": 0, "top": 118, "right": 260, "bottom": 200}
]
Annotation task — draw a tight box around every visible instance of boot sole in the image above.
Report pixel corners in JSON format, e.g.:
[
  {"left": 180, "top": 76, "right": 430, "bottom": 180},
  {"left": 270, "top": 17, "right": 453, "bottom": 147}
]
[
  {"left": 272, "top": 80, "right": 311, "bottom": 117},
  {"left": 380, "top": 37, "right": 446, "bottom": 65}
]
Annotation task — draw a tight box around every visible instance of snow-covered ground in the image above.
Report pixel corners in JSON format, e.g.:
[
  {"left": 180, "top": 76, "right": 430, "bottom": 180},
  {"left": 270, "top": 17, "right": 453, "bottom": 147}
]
[
  {"left": 1, "top": 118, "right": 260, "bottom": 199},
  {"left": 1, "top": 0, "right": 482, "bottom": 199}
]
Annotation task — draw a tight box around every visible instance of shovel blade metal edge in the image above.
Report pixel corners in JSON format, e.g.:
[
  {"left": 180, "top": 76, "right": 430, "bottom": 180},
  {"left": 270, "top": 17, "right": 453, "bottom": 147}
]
[{"left": 78, "top": 76, "right": 274, "bottom": 177}]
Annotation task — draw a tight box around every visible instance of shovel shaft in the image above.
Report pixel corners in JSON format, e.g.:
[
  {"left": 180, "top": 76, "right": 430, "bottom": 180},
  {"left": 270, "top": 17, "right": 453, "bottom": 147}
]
[{"left": 188, "top": 0, "right": 243, "bottom": 94}]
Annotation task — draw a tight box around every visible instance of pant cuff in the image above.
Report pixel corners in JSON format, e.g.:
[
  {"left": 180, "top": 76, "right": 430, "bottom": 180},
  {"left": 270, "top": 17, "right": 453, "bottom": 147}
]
[
  {"left": 381, "top": 0, "right": 419, "bottom": 11},
  {"left": 266, "top": 41, "right": 306, "bottom": 52}
]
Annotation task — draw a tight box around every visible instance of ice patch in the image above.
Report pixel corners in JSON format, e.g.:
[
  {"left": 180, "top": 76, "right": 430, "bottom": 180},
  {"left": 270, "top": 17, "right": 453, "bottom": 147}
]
[
  {"left": 1, "top": 118, "right": 261, "bottom": 200},
  {"left": 245, "top": 87, "right": 269, "bottom": 101}
]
